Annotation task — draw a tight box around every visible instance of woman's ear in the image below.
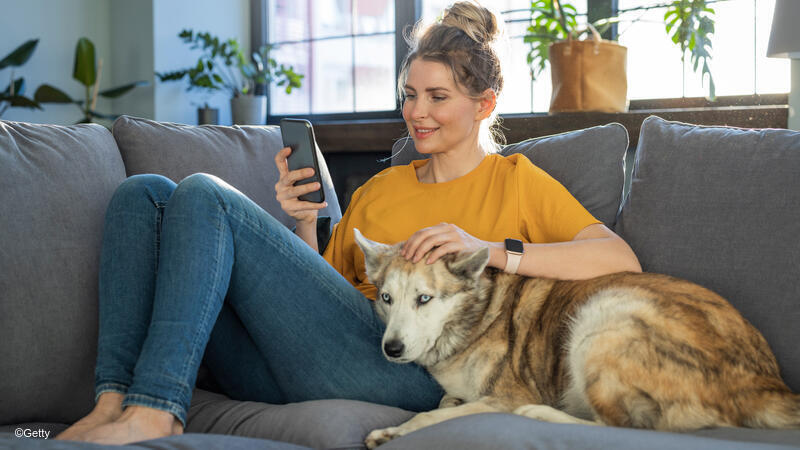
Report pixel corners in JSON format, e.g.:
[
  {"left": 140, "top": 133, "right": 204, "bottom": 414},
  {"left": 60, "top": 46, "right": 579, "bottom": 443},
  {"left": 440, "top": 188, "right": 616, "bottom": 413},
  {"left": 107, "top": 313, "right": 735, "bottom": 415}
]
[{"left": 475, "top": 89, "right": 497, "bottom": 121}]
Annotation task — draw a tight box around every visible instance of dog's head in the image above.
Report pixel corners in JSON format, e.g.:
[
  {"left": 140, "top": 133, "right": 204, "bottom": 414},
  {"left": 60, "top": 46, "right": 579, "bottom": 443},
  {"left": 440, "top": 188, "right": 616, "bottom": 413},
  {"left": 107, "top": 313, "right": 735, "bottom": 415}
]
[{"left": 353, "top": 228, "right": 490, "bottom": 367}]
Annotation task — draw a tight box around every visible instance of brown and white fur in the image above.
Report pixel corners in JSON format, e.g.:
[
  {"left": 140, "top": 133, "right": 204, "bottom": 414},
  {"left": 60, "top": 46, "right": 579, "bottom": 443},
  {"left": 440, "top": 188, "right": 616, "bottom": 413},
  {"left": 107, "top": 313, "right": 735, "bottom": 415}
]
[{"left": 352, "top": 229, "right": 800, "bottom": 448}]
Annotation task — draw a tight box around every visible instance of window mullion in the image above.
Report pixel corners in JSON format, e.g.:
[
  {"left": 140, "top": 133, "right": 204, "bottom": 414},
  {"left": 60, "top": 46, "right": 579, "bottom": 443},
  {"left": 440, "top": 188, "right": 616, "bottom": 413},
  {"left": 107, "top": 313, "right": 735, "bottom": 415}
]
[
  {"left": 395, "top": 0, "right": 421, "bottom": 112},
  {"left": 587, "top": 0, "right": 618, "bottom": 40}
]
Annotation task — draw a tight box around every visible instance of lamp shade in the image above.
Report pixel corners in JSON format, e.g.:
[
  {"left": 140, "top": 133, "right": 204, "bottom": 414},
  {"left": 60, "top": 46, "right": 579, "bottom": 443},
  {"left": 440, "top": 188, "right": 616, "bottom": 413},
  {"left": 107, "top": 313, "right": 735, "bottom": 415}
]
[{"left": 767, "top": 0, "right": 800, "bottom": 58}]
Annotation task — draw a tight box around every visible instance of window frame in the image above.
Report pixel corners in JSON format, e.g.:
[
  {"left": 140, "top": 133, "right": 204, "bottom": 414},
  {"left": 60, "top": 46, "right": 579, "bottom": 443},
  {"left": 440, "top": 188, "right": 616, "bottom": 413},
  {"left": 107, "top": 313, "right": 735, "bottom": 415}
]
[
  {"left": 256, "top": 0, "right": 419, "bottom": 124},
  {"left": 256, "top": 0, "right": 780, "bottom": 124}
]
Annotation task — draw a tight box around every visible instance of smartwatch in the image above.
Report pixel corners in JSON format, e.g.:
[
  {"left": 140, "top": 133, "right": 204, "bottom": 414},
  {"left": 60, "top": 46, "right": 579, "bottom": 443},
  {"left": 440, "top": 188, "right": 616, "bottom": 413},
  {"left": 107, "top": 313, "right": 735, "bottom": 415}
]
[{"left": 504, "top": 238, "right": 524, "bottom": 274}]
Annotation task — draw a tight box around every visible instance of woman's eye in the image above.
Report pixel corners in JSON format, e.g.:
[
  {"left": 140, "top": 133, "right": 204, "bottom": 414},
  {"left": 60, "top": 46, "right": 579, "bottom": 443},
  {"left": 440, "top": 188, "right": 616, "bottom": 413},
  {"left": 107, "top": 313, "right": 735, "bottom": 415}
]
[
  {"left": 404, "top": 94, "right": 416, "bottom": 100},
  {"left": 381, "top": 292, "right": 392, "bottom": 304},
  {"left": 432, "top": 96, "right": 446, "bottom": 101},
  {"left": 418, "top": 294, "right": 432, "bottom": 304}
]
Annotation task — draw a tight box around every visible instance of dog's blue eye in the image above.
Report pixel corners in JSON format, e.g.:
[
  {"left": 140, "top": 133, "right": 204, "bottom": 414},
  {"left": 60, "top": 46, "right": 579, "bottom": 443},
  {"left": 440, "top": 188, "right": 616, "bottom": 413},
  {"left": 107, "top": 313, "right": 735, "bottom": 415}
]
[
  {"left": 380, "top": 292, "right": 392, "bottom": 304},
  {"left": 418, "top": 294, "right": 432, "bottom": 304}
]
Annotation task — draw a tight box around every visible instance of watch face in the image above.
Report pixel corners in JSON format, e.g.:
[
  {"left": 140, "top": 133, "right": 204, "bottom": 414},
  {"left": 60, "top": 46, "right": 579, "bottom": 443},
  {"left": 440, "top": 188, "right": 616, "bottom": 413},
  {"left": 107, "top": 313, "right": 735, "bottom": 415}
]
[{"left": 505, "top": 238, "right": 524, "bottom": 254}]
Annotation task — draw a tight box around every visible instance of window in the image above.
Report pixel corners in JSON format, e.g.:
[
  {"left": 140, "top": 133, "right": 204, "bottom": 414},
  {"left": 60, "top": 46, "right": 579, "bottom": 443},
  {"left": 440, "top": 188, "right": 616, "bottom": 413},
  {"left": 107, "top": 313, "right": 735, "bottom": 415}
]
[
  {"left": 617, "top": 0, "right": 789, "bottom": 99},
  {"left": 262, "top": 0, "right": 789, "bottom": 119},
  {"left": 267, "top": 0, "right": 396, "bottom": 115}
]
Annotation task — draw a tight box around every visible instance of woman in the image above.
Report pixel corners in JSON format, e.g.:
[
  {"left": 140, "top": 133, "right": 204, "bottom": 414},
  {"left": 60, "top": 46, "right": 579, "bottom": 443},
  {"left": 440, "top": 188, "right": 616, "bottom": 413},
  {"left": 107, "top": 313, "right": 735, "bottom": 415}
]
[{"left": 58, "top": 2, "right": 641, "bottom": 444}]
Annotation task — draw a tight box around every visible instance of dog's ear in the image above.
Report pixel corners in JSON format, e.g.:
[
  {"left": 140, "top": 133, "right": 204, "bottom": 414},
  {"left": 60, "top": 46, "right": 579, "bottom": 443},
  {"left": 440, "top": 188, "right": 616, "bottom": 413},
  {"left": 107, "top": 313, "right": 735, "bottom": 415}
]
[
  {"left": 447, "top": 247, "right": 490, "bottom": 279},
  {"left": 353, "top": 228, "right": 394, "bottom": 282}
]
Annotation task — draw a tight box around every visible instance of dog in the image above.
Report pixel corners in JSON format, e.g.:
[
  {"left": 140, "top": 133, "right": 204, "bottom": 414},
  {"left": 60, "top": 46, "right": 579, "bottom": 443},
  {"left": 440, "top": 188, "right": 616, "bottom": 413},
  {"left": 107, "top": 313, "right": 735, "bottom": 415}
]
[{"left": 352, "top": 229, "right": 800, "bottom": 448}]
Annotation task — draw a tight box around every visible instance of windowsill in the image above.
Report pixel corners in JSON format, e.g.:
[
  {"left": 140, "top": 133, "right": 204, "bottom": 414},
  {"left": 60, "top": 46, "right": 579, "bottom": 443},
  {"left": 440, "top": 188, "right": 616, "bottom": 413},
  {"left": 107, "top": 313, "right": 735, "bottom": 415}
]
[{"left": 310, "top": 94, "right": 789, "bottom": 153}]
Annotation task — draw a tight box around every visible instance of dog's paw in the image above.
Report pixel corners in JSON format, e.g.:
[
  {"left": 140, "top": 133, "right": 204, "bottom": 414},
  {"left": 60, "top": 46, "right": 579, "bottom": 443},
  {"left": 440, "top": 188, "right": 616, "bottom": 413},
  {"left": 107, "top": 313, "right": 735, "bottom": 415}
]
[
  {"left": 514, "top": 404, "right": 598, "bottom": 426},
  {"left": 365, "top": 426, "right": 403, "bottom": 449},
  {"left": 514, "top": 404, "right": 555, "bottom": 420}
]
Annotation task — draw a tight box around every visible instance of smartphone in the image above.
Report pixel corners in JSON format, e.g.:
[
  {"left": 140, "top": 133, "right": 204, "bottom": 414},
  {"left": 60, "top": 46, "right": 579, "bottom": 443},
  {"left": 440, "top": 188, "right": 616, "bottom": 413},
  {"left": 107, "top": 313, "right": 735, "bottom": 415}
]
[{"left": 280, "top": 118, "right": 325, "bottom": 204}]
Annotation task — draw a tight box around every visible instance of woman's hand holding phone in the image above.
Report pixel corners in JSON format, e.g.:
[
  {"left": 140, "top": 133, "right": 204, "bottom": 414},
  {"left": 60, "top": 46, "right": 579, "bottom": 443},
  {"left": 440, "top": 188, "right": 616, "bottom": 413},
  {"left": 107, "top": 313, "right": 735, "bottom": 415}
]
[{"left": 274, "top": 146, "right": 328, "bottom": 225}]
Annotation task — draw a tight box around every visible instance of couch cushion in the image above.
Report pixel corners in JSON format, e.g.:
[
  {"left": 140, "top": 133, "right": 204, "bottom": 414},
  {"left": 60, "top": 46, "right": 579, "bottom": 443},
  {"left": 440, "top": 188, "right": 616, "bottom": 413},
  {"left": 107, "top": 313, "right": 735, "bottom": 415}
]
[
  {"left": 112, "top": 115, "right": 342, "bottom": 231},
  {"left": 186, "top": 388, "right": 414, "bottom": 449},
  {"left": 383, "top": 413, "right": 800, "bottom": 449},
  {"left": 0, "top": 120, "right": 127, "bottom": 425},
  {"left": 616, "top": 115, "right": 800, "bottom": 392},
  {"left": 0, "top": 431, "right": 311, "bottom": 449},
  {"left": 391, "top": 123, "right": 629, "bottom": 228}
]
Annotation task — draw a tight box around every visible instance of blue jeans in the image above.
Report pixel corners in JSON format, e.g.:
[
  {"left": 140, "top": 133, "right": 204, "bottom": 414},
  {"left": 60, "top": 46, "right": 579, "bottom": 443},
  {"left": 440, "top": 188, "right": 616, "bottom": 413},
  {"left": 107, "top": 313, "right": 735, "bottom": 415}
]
[{"left": 94, "top": 173, "right": 443, "bottom": 426}]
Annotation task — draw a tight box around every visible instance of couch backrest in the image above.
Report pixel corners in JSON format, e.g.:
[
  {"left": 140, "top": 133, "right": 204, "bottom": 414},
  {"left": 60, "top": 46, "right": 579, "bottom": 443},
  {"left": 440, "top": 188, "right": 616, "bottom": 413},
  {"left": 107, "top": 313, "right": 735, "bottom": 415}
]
[
  {"left": 112, "top": 115, "right": 342, "bottom": 229},
  {"left": 616, "top": 115, "right": 800, "bottom": 391},
  {"left": 391, "top": 124, "right": 629, "bottom": 229},
  {"left": 0, "top": 116, "right": 342, "bottom": 426},
  {"left": 0, "top": 119, "right": 127, "bottom": 424}
]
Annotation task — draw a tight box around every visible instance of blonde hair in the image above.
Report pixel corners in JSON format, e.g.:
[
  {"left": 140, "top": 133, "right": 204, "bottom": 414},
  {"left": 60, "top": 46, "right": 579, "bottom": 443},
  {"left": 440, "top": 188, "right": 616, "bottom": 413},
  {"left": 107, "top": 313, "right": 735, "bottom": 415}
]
[{"left": 398, "top": 1, "right": 506, "bottom": 151}]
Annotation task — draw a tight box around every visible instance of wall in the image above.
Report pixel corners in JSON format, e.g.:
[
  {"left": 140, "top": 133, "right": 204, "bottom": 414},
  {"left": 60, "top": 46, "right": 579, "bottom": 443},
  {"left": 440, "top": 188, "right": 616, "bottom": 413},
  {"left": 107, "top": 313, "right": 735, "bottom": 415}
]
[
  {"left": 153, "top": 0, "right": 250, "bottom": 125},
  {"left": 1, "top": 0, "right": 250, "bottom": 126},
  {"left": 110, "top": 0, "right": 155, "bottom": 121},
  {"left": 0, "top": 0, "right": 112, "bottom": 125}
]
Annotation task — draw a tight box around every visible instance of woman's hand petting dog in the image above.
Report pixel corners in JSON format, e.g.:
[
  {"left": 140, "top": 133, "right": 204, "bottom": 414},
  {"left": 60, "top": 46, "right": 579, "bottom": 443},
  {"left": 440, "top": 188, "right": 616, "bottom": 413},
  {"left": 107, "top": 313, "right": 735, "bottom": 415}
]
[
  {"left": 402, "top": 222, "right": 489, "bottom": 265},
  {"left": 274, "top": 146, "right": 328, "bottom": 225}
]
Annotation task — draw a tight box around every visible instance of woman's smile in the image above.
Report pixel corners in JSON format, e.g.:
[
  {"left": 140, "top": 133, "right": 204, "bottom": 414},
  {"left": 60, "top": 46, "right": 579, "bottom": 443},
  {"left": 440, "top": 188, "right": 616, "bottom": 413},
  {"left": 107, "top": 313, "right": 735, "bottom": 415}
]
[{"left": 413, "top": 126, "right": 439, "bottom": 139}]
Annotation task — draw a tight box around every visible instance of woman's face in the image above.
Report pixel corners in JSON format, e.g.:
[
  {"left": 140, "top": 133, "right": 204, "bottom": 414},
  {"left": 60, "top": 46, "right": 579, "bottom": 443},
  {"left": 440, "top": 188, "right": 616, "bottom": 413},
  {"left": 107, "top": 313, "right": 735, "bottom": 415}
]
[{"left": 401, "top": 59, "right": 486, "bottom": 155}]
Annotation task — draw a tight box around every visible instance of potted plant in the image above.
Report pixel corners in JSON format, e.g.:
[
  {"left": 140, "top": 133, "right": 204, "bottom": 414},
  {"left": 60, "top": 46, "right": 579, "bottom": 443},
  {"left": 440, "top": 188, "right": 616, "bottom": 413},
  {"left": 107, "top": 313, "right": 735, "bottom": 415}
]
[
  {"left": 525, "top": 0, "right": 717, "bottom": 113},
  {"left": 31, "top": 37, "right": 148, "bottom": 124},
  {"left": 156, "top": 30, "right": 303, "bottom": 125},
  {"left": 0, "top": 39, "right": 43, "bottom": 118}
]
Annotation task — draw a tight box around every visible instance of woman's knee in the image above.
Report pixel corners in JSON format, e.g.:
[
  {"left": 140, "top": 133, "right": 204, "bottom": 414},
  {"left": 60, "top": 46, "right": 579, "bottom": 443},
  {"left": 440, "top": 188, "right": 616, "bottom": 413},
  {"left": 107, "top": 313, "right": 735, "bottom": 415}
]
[
  {"left": 110, "top": 174, "right": 176, "bottom": 210},
  {"left": 168, "top": 173, "right": 233, "bottom": 213}
]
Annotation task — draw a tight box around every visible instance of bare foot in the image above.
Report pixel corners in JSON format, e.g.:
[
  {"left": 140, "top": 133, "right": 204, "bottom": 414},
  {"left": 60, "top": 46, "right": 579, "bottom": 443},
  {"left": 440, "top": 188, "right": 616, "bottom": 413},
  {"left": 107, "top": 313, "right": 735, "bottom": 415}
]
[
  {"left": 56, "top": 392, "right": 124, "bottom": 441},
  {"left": 75, "top": 405, "right": 183, "bottom": 445}
]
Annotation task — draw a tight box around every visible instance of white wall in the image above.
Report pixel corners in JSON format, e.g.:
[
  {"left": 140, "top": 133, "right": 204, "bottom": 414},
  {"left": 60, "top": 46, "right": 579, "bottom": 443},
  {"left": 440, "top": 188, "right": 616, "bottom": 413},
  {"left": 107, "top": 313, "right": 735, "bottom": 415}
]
[
  {"left": 0, "top": 0, "right": 112, "bottom": 125},
  {"left": 153, "top": 0, "right": 250, "bottom": 125},
  {"left": 110, "top": 0, "right": 155, "bottom": 121},
  {"left": 1, "top": 0, "right": 250, "bottom": 126}
]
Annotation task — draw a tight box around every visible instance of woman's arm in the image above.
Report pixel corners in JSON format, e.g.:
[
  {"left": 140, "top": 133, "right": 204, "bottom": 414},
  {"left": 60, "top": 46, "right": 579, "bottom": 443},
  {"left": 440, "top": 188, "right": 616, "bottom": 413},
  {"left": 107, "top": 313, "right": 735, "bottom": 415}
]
[
  {"left": 402, "top": 223, "right": 641, "bottom": 280},
  {"left": 487, "top": 223, "right": 642, "bottom": 279}
]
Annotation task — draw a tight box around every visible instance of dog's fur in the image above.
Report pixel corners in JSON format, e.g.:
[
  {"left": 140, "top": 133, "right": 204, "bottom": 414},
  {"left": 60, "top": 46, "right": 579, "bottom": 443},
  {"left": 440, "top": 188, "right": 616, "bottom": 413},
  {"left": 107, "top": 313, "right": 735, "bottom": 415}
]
[{"left": 352, "top": 229, "right": 800, "bottom": 448}]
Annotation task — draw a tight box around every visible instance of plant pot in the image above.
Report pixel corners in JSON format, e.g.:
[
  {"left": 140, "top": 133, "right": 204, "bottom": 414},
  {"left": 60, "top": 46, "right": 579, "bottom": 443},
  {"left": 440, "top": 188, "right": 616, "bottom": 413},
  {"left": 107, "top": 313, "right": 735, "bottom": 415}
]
[
  {"left": 231, "top": 95, "right": 267, "bottom": 125},
  {"left": 198, "top": 107, "right": 219, "bottom": 125},
  {"left": 548, "top": 26, "right": 628, "bottom": 114}
]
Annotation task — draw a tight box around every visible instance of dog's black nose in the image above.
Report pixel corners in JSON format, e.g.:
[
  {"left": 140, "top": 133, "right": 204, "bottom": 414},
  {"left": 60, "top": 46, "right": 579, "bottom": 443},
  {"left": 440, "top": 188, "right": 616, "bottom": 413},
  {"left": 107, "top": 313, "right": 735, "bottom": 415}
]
[{"left": 384, "top": 339, "right": 405, "bottom": 358}]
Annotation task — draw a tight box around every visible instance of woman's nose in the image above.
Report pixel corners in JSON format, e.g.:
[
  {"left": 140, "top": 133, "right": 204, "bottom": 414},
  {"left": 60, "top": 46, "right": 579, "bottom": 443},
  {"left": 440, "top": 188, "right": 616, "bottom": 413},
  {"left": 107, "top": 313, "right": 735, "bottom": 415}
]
[{"left": 410, "top": 101, "right": 427, "bottom": 120}]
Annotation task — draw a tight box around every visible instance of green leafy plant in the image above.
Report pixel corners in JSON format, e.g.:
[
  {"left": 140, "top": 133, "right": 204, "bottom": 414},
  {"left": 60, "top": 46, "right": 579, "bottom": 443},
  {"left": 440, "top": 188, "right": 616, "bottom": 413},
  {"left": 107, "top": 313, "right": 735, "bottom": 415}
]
[
  {"left": 0, "top": 39, "right": 43, "bottom": 117},
  {"left": 156, "top": 29, "right": 303, "bottom": 102},
  {"left": 239, "top": 44, "right": 304, "bottom": 95},
  {"left": 33, "top": 37, "right": 148, "bottom": 124},
  {"left": 525, "top": 0, "right": 718, "bottom": 98},
  {"left": 664, "top": 0, "right": 716, "bottom": 98}
]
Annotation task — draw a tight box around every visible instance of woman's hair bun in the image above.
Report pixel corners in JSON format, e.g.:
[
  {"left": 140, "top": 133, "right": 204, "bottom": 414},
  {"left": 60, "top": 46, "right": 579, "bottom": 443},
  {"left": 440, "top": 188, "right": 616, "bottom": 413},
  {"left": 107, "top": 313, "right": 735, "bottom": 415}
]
[{"left": 440, "top": 1, "right": 499, "bottom": 45}]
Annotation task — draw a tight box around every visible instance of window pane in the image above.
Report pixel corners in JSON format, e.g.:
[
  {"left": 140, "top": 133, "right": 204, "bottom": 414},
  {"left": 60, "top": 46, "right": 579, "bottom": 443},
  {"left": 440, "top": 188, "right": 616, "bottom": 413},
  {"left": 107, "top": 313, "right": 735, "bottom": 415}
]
[
  {"left": 270, "top": 43, "right": 311, "bottom": 115},
  {"left": 355, "top": 35, "right": 396, "bottom": 112},
  {"left": 312, "top": 0, "right": 351, "bottom": 39},
  {"left": 617, "top": 1, "right": 683, "bottom": 99},
  {"left": 498, "top": 37, "right": 534, "bottom": 114},
  {"left": 312, "top": 38, "right": 354, "bottom": 113},
  {"left": 756, "top": 0, "right": 790, "bottom": 94},
  {"left": 619, "top": 0, "right": 789, "bottom": 99},
  {"left": 685, "top": 0, "right": 755, "bottom": 97},
  {"left": 269, "top": 0, "right": 309, "bottom": 42},
  {"left": 354, "top": 0, "right": 394, "bottom": 34}
]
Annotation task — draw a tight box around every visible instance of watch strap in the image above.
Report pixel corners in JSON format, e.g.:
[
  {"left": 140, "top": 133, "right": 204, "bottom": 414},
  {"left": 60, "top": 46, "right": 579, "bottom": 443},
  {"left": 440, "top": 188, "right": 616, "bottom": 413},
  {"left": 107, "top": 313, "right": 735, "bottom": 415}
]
[{"left": 504, "top": 238, "right": 524, "bottom": 274}]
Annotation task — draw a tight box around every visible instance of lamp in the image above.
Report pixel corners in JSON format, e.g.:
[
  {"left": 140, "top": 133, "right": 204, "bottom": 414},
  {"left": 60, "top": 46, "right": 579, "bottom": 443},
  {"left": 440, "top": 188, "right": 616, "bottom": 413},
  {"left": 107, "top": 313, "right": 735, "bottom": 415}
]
[{"left": 767, "top": 0, "right": 800, "bottom": 130}]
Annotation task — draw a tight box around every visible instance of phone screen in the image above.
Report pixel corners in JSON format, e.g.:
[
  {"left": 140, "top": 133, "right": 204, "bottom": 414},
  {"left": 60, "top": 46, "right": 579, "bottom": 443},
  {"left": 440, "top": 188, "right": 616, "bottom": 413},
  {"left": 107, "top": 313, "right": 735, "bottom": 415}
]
[{"left": 280, "top": 119, "right": 325, "bottom": 203}]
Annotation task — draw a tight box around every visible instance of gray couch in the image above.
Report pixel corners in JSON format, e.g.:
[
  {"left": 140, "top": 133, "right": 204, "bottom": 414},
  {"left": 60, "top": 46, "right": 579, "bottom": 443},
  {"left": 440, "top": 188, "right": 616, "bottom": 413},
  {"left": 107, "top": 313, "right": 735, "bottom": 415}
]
[{"left": 1, "top": 115, "right": 798, "bottom": 449}]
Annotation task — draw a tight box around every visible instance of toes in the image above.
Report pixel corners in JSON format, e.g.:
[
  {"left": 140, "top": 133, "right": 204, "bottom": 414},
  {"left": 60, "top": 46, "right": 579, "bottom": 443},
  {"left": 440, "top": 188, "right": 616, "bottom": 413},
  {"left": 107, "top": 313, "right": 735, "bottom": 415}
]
[{"left": 365, "top": 427, "right": 402, "bottom": 449}]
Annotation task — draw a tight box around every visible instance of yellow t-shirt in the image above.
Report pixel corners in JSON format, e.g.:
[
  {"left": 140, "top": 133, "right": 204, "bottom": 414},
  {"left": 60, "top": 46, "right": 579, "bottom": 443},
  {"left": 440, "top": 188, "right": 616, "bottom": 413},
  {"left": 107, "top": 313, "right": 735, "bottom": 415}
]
[{"left": 322, "top": 153, "right": 601, "bottom": 299}]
